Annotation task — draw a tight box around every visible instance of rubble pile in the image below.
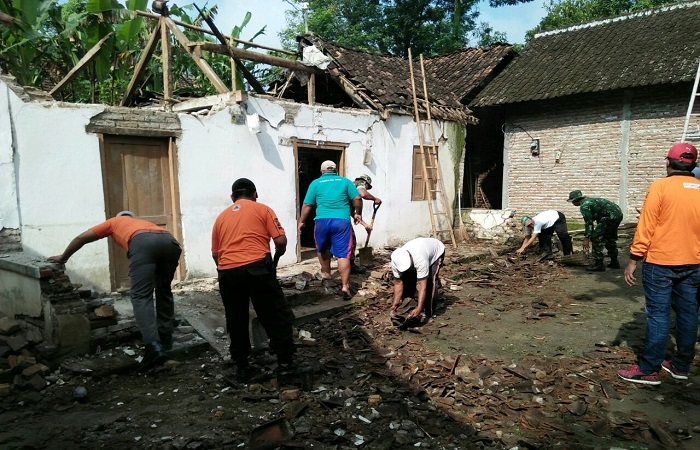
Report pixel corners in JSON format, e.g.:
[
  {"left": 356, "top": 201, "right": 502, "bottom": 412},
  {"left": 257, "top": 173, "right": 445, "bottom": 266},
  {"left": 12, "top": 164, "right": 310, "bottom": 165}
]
[{"left": 1, "top": 243, "right": 698, "bottom": 449}]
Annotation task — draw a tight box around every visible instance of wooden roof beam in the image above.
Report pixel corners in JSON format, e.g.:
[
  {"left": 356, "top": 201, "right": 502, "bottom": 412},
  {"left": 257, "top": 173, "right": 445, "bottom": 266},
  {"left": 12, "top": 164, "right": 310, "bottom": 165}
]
[
  {"left": 120, "top": 22, "right": 162, "bottom": 106},
  {"left": 195, "top": 42, "right": 323, "bottom": 74},
  {"left": 134, "top": 10, "right": 297, "bottom": 57},
  {"left": 50, "top": 32, "right": 113, "bottom": 98},
  {"left": 164, "top": 17, "right": 229, "bottom": 94}
]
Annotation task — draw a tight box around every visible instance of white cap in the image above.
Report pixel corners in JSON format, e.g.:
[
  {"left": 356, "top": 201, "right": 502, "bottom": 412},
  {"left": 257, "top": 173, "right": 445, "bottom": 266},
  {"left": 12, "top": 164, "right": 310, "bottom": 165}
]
[
  {"left": 116, "top": 211, "right": 135, "bottom": 217},
  {"left": 320, "top": 160, "right": 337, "bottom": 172},
  {"left": 391, "top": 248, "right": 412, "bottom": 273}
]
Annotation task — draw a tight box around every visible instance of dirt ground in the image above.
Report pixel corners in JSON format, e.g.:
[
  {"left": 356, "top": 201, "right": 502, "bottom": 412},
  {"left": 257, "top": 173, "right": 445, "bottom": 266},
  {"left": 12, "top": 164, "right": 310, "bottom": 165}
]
[{"left": 1, "top": 233, "right": 699, "bottom": 449}]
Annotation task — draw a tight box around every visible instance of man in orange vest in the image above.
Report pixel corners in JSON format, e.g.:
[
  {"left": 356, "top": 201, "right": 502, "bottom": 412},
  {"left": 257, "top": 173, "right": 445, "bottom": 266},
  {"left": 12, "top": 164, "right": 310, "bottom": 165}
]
[
  {"left": 49, "top": 211, "right": 181, "bottom": 371},
  {"left": 212, "top": 178, "right": 300, "bottom": 383},
  {"left": 619, "top": 142, "right": 700, "bottom": 385}
]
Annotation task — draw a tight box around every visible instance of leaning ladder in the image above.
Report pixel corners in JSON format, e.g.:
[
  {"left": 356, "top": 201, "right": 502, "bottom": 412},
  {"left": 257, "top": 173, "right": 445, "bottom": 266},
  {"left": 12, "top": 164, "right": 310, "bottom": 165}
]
[
  {"left": 408, "top": 49, "right": 457, "bottom": 248},
  {"left": 681, "top": 58, "right": 700, "bottom": 142}
]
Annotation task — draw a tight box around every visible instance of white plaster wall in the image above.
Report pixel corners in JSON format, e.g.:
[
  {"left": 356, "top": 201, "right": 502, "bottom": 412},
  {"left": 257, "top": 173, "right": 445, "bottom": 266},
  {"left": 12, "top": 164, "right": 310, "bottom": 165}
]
[
  {"left": 0, "top": 84, "right": 20, "bottom": 230},
  {"left": 12, "top": 96, "right": 110, "bottom": 290},
  {"left": 5, "top": 77, "right": 460, "bottom": 291}
]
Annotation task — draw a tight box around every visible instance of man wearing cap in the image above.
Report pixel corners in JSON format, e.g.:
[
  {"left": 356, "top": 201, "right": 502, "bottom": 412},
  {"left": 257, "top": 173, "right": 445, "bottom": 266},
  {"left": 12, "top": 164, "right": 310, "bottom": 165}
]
[
  {"left": 516, "top": 210, "right": 573, "bottom": 257},
  {"left": 566, "top": 190, "right": 623, "bottom": 272},
  {"left": 49, "top": 211, "right": 181, "bottom": 371},
  {"left": 390, "top": 237, "right": 446, "bottom": 320},
  {"left": 212, "top": 178, "right": 299, "bottom": 382},
  {"left": 298, "top": 161, "right": 362, "bottom": 299},
  {"left": 349, "top": 174, "right": 382, "bottom": 274},
  {"left": 619, "top": 142, "right": 700, "bottom": 385}
]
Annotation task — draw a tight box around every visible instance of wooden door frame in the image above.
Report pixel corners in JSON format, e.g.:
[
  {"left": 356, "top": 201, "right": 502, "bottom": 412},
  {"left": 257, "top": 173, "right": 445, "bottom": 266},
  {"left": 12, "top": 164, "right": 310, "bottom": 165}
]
[
  {"left": 98, "top": 134, "right": 186, "bottom": 290},
  {"left": 293, "top": 139, "right": 347, "bottom": 262}
]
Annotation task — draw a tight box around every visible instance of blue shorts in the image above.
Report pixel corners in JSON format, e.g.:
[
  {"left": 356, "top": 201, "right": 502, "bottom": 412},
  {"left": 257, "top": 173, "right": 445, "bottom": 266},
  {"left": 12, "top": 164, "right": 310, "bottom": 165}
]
[{"left": 314, "top": 218, "right": 353, "bottom": 258}]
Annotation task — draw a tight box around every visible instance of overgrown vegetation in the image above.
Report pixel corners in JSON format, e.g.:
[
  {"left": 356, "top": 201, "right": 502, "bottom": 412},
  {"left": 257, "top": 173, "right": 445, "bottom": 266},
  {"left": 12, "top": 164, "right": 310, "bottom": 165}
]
[{"left": 0, "top": 0, "right": 267, "bottom": 104}]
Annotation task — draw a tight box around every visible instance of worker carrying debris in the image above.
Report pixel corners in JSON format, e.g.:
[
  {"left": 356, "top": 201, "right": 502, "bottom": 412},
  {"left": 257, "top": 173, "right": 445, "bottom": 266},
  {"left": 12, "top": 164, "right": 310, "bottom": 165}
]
[
  {"left": 517, "top": 210, "right": 573, "bottom": 258},
  {"left": 390, "top": 237, "right": 445, "bottom": 327},
  {"left": 49, "top": 211, "right": 181, "bottom": 371},
  {"left": 566, "top": 190, "right": 623, "bottom": 271},
  {"left": 298, "top": 160, "right": 362, "bottom": 300},
  {"left": 211, "top": 178, "right": 302, "bottom": 383},
  {"left": 349, "top": 174, "right": 382, "bottom": 274}
]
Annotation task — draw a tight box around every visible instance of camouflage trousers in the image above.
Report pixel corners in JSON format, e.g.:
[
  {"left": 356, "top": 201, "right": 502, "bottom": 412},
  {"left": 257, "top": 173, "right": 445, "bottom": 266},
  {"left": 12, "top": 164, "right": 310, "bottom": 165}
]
[{"left": 590, "top": 216, "right": 622, "bottom": 261}]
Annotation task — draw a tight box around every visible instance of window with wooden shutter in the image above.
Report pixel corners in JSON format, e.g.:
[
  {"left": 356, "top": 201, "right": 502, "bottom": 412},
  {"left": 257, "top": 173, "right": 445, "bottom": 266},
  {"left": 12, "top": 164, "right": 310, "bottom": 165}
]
[{"left": 411, "top": 145, "right": 437, "bottom": 201}]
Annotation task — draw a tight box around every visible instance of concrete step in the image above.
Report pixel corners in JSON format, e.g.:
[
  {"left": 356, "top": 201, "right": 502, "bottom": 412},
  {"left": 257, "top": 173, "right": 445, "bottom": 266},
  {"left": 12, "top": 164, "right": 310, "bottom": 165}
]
[{"left": 176, "top": 291, "right": 352, "bottom": 358}]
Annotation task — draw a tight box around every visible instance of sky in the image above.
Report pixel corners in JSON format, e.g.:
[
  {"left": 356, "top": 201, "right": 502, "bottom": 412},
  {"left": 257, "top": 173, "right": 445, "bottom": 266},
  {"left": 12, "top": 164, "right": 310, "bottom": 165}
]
[{"left": 208, "top": 0, "right": 549, "bottom": 50}]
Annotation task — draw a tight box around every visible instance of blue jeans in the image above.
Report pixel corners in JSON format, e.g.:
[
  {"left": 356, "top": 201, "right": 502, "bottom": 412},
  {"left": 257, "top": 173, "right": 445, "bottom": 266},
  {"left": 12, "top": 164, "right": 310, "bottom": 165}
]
[{"left": 640, "top": 263, "right": 700, "bottom": 373}]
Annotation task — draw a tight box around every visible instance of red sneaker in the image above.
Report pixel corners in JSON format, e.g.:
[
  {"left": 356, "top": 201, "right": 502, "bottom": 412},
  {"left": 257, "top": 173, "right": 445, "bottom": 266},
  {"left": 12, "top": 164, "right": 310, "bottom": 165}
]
[
  {"left": 661, "top": 360, "right": 689, "bottom": 380},
  {"left": 617, "top": 364, "right": 661, "bottom": 385}
]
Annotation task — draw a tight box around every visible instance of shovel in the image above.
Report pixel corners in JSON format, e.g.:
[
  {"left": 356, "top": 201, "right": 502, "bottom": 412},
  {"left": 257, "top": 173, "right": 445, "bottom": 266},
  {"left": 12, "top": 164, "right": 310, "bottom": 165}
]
[{"left": 358, "top": 203, "right": 381, "bottom": 266}]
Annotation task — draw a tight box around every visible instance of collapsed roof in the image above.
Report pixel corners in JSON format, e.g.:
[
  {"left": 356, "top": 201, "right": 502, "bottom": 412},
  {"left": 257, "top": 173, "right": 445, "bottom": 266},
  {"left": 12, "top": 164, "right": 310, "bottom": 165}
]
[{"left": 272, "top": 34, "right": 515, "bottom": 125}]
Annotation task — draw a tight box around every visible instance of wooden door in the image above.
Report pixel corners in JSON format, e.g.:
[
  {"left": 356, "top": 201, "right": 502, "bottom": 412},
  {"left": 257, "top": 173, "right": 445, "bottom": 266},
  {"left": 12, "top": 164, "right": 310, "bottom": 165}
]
[{"left": 100, "top": 135, "right": 182, "bottom": 290}]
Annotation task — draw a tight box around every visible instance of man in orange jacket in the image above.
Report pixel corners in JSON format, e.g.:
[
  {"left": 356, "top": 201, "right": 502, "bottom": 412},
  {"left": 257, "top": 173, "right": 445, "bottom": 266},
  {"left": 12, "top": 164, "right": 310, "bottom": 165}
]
[{"left": 619, "top": 142, "right": 700, "bottom": 385}]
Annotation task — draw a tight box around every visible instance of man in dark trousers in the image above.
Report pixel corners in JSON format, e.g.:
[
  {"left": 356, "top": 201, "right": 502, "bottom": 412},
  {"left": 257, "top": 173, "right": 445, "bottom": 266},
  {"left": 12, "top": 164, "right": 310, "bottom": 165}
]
[
  {"left": 212, "top": 178, "right": 298, "bottom": 382},
  {"left": 390, "top": 237, "right": 446, "bottom": 323},
  {"left": 567, "top": 190, "right": 623, "bottom": 271},
  {"left": 517, "top": 210, "right": 573, "bottom": 257},
  {"left": 49, "top": 211, "right": 181, "bottom": 371},
  {"left": 619, "top": 142, "right": 700, "bottom": 385}
]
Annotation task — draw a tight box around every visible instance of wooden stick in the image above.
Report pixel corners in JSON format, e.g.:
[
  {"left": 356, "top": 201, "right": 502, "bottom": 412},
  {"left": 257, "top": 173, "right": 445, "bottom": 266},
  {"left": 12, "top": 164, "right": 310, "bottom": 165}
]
[
  {"left": 121, "top": 23, "right": 162, "bottom": 106},
  {"left": 50, "top": 32, "right": 114, "bottom": 97},
  {"left": 307, "top": 73, "right": 315, "bottom": 105},
  {"left": 160, "top": 17, "right": 172, "bottom": 106},
  {"left": 449, "top": 354, "right": 461, "bottom": 376}
]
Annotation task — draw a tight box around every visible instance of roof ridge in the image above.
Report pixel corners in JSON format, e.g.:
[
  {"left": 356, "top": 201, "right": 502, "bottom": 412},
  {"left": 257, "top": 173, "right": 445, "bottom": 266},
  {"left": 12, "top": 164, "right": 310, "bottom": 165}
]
[{"left": 534, "top": 0, "right": 700, "bottom": 38}]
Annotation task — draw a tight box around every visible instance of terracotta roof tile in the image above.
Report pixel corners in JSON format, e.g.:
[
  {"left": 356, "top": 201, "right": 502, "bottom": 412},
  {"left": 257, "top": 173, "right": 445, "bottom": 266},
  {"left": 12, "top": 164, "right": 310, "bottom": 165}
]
[{"left": 472, "top": 1, "right": 700, "bottom": 107}]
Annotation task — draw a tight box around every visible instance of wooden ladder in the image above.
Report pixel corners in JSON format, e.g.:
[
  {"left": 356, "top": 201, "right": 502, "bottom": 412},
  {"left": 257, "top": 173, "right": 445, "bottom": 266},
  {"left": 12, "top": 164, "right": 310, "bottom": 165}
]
[
  {"left": 682, "top": 58, "right": 700, "bottom": 142},
  {"left": 408, "top": 49, "right": 457, "bottom": 248}
]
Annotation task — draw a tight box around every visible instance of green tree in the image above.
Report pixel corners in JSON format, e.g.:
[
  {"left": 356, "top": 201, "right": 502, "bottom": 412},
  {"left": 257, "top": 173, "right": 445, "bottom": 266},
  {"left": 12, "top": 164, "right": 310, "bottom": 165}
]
[
  {"left": 526, "top": 0, "right": 677, "bottom": 40},
  {"left": 281, "top": 0, "right": 483, "bottom": 57},
  {"left": 0, "top": 1, "right": 269, "bottom": 104}
]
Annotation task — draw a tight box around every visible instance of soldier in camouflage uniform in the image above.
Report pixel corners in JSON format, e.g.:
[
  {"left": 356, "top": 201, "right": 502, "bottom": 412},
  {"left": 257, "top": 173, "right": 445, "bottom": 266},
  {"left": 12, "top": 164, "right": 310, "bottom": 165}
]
[
  {"left": 567, "top": 190, "right": 623, "bottom": 272},
  {"left": 350, "top": 174, "right": 382, "bottom": 274}
]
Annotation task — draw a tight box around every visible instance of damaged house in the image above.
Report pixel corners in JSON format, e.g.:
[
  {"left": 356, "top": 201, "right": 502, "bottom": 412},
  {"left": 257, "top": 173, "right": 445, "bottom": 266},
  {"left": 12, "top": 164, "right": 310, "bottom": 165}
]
[
  {"left": 0, "top": 15, "right": 514, "bottom": 314},
  {"left": 470, "top": 1, "right": 700, "bottom": 221}
]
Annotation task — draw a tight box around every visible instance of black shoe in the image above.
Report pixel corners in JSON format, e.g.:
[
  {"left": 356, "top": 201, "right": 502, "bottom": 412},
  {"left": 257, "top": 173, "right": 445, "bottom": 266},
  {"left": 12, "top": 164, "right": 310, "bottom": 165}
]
[
  {"left": 138, "top": 342, "right": 168, "bottom": 372},
  {"left": 585, "top": 262, "right": 605, "bottom": 272},
  {"left": 350, "top": 263, "right": 366, "bottom": 274},
  {"left": 608, "top": 259, "right": 621, "bottom": 269},
  {"left": 159, "top": 333, "right": 173, "bottom": 351},
  {"left": 277, "top": 363, "right": 314, "bottom": 388},
  {"left": 236, "top": 364, "right": 252, "bottom": 383}
]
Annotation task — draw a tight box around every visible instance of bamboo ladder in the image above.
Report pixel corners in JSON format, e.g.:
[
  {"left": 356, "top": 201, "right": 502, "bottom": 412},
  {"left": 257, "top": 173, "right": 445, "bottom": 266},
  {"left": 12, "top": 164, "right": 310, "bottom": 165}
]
[{"left": 408, "top": 49, "right": 457, "bottom": 248}]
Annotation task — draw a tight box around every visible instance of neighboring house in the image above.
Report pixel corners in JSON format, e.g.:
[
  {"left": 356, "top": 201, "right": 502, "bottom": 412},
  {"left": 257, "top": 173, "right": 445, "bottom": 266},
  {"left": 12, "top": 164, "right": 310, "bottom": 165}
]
[
  {"left": 0, "top": 32, "right": 516, "bottom": 293},
  {"left": 471, "top": 1, "right": 700, "bottom": 220}
]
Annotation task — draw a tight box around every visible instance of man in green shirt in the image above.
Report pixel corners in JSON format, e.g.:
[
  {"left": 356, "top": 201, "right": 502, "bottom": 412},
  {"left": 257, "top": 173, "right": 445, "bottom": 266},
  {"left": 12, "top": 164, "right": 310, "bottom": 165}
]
[
  {"left": 567, "top": 190, "right": 623, "bottom": 272},
  {"left": 298, "top": 161, "right": 363, "bottom": 299}
]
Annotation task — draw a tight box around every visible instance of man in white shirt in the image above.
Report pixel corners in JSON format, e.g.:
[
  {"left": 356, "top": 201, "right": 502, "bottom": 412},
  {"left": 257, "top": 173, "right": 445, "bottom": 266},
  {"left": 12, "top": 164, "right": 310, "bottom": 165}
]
[
  {"left": 516, "top": 210, "right": 573, "bottom": 257},
  {"left": 390, "top": 237, "right": 446, "bottom": 320}
]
